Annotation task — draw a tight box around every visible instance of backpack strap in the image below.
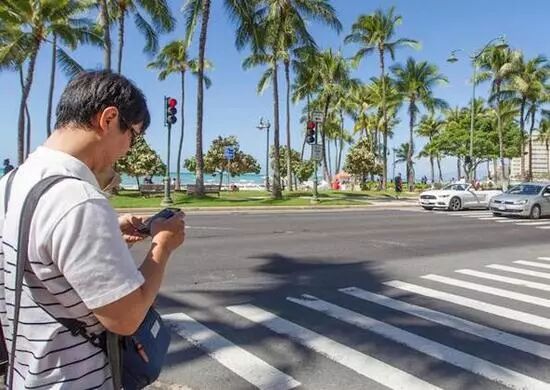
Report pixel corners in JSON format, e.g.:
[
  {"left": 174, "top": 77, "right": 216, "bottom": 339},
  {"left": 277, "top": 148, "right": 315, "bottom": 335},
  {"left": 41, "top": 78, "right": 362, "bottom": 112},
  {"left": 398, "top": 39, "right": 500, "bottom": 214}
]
[
  {"left": 4, "top": 168, "right": 19, "bottom": 215},
  {"left": 7, "top": 175, "right": 80, "bottom": 389}
]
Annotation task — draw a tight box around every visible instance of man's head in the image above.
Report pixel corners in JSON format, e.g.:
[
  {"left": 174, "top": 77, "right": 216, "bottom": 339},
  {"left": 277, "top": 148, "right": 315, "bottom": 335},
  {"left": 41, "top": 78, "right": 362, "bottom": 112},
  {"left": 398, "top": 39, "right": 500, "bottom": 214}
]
[{"left": 54, "top": 70, "right": 150, "bottom": 169}]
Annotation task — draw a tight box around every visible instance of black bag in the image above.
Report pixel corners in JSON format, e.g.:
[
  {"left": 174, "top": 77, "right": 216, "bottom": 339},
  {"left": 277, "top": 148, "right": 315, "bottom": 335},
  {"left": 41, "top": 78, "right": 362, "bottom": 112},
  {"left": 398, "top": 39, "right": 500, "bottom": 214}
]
[{"left": 5, "top": 174, "right": 171, "bottom": 389}]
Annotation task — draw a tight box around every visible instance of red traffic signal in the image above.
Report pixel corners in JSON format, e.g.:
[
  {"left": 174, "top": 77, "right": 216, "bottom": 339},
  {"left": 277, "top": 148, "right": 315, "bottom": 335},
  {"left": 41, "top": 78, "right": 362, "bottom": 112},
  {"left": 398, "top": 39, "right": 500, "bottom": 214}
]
[
  {"left": 306, "top": 121, "right": 316, "bottom": 144},
  {"left": 165, "top": 96, "right": 177, "bottom": 125}
]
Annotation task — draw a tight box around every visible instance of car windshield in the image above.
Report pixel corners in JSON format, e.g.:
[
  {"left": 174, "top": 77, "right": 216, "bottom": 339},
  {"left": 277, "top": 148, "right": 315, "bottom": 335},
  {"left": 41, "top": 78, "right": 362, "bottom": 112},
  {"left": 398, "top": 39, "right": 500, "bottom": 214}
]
[
  {"left": 507, "top": 184, "right": 542, "bottom": 195},
  {"left": 442, "top": 184, "right": 467, "bottom": 191}
]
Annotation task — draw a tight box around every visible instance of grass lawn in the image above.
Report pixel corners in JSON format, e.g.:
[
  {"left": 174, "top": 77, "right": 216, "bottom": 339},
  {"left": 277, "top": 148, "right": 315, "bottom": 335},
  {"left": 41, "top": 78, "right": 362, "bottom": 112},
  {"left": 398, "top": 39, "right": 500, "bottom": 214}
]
[{"left": 109, "top": 189, "right": 417, "bottom": 209}]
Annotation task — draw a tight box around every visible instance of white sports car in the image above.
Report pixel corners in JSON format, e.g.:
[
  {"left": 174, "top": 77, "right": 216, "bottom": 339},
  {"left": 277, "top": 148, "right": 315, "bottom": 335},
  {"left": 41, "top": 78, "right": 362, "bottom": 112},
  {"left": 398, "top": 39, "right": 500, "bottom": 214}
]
[{"left": 419, "top": 183, "right": 502, "bottom": 211}]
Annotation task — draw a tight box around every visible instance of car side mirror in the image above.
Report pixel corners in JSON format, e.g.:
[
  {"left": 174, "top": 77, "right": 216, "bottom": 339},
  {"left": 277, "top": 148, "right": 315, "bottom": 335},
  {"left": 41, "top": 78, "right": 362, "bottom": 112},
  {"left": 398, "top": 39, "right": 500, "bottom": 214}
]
[{"left": 544, "top": 192, "right": 550, "bottom": 197}]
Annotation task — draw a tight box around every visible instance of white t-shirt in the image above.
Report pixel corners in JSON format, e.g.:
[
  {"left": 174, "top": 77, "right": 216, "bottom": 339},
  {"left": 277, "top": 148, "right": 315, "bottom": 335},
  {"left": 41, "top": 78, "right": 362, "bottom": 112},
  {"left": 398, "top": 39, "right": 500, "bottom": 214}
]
[{"left": 0, "top": 146, "right": 145, "bottom": 389}]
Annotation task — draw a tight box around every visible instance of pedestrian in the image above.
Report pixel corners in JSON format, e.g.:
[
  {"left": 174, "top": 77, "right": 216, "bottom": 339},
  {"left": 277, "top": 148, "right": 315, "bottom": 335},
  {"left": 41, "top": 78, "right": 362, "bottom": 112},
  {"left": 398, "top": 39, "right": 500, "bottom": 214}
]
[
  {"left": 2, "top": 159, "right": 13, "bottom": 176},
  {"left": 394, "top": 172, "right": 403, "bottom": 199},
  {"left": 0, "top": 70, "right": 186, "bottom": 389}
]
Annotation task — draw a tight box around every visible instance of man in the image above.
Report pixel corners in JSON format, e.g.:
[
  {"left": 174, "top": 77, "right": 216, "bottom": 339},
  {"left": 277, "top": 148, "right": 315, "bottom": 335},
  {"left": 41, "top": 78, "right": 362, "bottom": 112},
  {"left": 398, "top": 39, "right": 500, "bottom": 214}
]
[
  {"left": 395, "top": 172, "right": 403, "bottom": 199},
  {"left": 2, "top": 159, "right": 13, "bottom": 176},
  {"left": 0, "top": 70, "right": 185, "bottom": 389}
]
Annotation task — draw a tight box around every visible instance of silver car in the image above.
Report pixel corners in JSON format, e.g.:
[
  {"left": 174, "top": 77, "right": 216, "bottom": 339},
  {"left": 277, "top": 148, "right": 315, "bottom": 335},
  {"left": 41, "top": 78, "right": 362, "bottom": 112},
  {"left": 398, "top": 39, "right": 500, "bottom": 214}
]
[{"left": 490, "top": 182, "right": 550, "bottom": 219}]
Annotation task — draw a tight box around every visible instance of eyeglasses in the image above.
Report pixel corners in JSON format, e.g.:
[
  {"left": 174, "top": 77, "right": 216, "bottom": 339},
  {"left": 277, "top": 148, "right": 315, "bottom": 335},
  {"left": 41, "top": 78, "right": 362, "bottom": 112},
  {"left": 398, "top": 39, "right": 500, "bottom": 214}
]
[{"left": 119, "top": 115, "right": 142, "bottom": 146}]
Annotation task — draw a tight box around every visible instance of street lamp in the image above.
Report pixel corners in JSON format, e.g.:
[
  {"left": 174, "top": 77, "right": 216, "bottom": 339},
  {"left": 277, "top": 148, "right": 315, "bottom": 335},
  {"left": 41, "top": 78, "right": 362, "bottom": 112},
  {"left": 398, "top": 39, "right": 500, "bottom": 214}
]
[
  {"left": 257, "top": 117, "right": 271, "bottom": 191},
  {"left": 447, "top": 35, "right": 508, "bottom": 182}
]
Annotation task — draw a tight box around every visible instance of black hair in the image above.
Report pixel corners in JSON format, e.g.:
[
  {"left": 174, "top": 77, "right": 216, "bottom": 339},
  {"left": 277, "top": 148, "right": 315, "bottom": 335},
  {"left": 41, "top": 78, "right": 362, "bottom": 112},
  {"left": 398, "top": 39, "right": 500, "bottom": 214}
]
[{"left": 54, "top": 70, "right": 151, "bottom": 133}]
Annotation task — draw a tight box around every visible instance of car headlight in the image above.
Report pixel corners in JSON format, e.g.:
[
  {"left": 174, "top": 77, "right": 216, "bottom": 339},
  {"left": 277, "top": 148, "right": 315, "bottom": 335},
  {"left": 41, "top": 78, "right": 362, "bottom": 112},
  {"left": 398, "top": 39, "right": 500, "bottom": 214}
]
[{"left": 514, "top": 199, "right": 528, "bottom": 205}]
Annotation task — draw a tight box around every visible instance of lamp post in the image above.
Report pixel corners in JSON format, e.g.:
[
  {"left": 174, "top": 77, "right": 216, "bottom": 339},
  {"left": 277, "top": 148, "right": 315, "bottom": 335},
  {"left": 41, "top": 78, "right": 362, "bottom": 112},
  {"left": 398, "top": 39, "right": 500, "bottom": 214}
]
[
  {"left": 447, "top": 35, "right": 508, "bottom": 182},
  {"left": 257, "top": 117, "right": 271, "bottom": 191}
]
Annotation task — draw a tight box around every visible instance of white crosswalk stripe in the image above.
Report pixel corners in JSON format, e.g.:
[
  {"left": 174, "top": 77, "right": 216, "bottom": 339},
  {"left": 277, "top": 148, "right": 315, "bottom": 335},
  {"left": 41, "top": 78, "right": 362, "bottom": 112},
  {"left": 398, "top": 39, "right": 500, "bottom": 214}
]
[
  {"left": 385, "top": 280, "right": 550, "bottom": 330},
  {"left": 487, "top": 264, "right": 550, "bottom": 280},
  {"left": 422, "top": 273, "right": 550, "bottom": 308},
  {"left": 515, "top": 221, "right": 550, "bottom": 226},
  {"left": 227, "top": 304, "right": 441, "bottom": 390},
  {"left": 456, "top": 269, "right": 550, "bottom": 292},
  {"left": 537, "top": 226, "right": 550, "bottom": 229},
  {"left": 163, "top": 313, "right": 300, "bottom": 390},
  {"left": 288, "top": 294, "right": 550, "bottom": 390},
  {"left": 537, "top": 257, "right": 550, "bottom": 261},
  {"left": 514, "top": 260, "right": 550, "bottom": 270},
  {"left": 339, "top": 286, "right": 550, "bottom": 360},
  {"left": 478, "top": 217, "right": 506, "bottom": 220},
  {"left": 496, "top": 219, "right": 519, "bottom": 223}
]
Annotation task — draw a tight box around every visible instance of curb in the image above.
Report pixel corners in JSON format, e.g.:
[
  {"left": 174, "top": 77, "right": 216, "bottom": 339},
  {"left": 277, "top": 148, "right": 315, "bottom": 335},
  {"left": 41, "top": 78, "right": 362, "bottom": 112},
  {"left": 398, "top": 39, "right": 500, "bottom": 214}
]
[{"left": 115, "top": 201, "right": 419, "bottom": 215}]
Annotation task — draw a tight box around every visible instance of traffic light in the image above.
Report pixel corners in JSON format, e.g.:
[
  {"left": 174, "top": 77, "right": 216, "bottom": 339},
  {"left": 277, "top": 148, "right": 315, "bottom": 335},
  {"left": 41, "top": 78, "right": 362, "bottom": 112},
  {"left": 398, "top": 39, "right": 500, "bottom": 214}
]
[
  {"left": 306, "top": 120, "right": 316, "bottom": 144},
  {"left": 165, "top": 97, "right": 178, "bottom": 126}
]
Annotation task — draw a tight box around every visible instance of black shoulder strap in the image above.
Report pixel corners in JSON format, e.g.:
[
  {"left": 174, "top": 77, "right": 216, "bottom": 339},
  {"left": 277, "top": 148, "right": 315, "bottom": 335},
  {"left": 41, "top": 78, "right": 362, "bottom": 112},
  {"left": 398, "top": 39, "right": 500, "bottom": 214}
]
[
  {"left": 4, "top": 168, "right": 19, "bottom": 215},
  {"left": 7, "top": 175, "right": 80, "bottom": 389}
]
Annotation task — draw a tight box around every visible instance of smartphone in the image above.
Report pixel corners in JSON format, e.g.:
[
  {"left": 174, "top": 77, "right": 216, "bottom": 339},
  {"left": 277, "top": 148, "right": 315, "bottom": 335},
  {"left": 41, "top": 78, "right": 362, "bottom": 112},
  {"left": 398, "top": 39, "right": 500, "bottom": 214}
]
[{"left": 138, "top": 207, "right": 181, "bottom": 235}]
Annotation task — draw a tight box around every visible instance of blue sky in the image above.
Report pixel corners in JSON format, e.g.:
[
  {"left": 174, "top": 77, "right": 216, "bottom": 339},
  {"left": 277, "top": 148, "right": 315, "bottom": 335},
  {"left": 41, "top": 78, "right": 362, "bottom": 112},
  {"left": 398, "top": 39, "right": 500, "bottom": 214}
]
[{"left": 1, "top": 0, "right": 548, "bottom": 179}]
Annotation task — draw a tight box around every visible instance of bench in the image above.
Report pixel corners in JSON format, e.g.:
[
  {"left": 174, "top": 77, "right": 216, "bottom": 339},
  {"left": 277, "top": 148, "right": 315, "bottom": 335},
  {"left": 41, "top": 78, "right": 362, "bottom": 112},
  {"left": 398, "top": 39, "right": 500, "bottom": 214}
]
[
  {"left": 186, "top": 184, "right": 221, "bottom": 196},
  {"left": 138, "top": 183, "right": 175, "bottom": 196}
]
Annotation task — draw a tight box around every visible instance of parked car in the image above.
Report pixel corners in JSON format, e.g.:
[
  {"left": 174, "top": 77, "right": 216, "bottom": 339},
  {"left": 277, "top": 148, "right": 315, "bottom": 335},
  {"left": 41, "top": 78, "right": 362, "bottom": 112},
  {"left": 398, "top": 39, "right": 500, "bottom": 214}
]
[
  {"left": 419, "top": 183, "right": 502, "bottom": 211},
  {"left": 490, "top": 182, "right": 550, "bottom": 219}
]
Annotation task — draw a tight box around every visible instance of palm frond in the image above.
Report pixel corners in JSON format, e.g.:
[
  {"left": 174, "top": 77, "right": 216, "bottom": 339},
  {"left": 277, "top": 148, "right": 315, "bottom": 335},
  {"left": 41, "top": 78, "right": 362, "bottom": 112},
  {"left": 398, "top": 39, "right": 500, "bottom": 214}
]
[
  {"left": 134, "top": 11, "right": 158, "bottom": 54},
  {"left": 56, "top": 47, "right": 84, "bottom": 78}
]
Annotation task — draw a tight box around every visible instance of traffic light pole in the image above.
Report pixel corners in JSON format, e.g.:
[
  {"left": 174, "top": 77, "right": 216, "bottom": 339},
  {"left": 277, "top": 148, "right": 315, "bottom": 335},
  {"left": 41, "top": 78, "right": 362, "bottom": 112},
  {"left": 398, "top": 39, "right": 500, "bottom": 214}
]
[
  {"left": 311, "top": 123, "right": 320, "bottom": 204},
  {"left": 161, "top": 122, "right": 174, "bottom": 206}
]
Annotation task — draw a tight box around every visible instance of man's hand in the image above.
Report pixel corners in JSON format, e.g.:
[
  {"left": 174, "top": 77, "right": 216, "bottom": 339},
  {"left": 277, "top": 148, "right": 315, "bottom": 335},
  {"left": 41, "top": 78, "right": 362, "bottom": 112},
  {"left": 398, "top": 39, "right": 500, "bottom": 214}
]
[
  {"left": 150, "top": 211, "right": 186, "bottom": 253},
  {"left": 119, "top": 214, "right": 147, "bottom": 244}
]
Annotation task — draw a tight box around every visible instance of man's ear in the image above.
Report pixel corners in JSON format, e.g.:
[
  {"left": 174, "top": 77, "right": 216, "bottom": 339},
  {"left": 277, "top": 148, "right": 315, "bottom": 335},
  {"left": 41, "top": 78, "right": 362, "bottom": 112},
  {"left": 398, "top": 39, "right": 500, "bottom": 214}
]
[{"left": 97, "top": 107, "right": 119, "bottom": 135}]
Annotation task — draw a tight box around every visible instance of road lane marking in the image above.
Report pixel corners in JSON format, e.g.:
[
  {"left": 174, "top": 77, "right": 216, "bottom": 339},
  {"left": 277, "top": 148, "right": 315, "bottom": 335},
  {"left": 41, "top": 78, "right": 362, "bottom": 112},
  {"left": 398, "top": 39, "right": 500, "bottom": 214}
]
[
  {"left": 478, "top": 217, "right": 506, "bottom": 220},
  {"left": 537, "top": 257, "right": 550, "bottom": 261},
  {"left": 456, "top": 269, "right": 550, "bottom": 292},
  {"left": 449, "top": 212, "right": 491, "bottom": 217},
  {"left": 487, "top": 264, "right": 550, "bottom": 280},
  {"left": 422, "top": 274, "right": 550, "bottom": 309},
  {"left": 537, "top": 226, "right": 550, "bottom": 229},
  {"left": 514, "top": 260, "right": 550, "bottom": 270},
  {"left": 339, "top": 287, "right": 550, "bottom": 360},
  {"left": 385, "top": 280, "right": 550, "bottom": 330},
  {"left": 496, "top": 219, "right": 518, "bottom": 223},
  {"left": 163, "top": 313, "right": 300, "bottom": 390},
  {"left": 288, "top": 294, "right": 550, "bottom": 390},
  {"left": 227, "top": 304, "right": 440, "bottom": 390},
  {"left": 515, "top": 221, "right": 550, "bottom": 226}
]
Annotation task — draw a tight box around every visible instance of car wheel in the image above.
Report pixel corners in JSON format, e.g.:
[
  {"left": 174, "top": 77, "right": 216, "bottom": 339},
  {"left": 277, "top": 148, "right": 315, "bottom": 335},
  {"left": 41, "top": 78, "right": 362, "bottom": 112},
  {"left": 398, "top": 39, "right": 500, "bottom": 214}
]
[
  {"left": 422, "top": 206, "right": 434, "bottom": 210},
  {"left": 530, "top": 205, "right": 541, "bottom": 220},
  {"left": 448, "top": 197, "right": 462, "bottom": 211}
]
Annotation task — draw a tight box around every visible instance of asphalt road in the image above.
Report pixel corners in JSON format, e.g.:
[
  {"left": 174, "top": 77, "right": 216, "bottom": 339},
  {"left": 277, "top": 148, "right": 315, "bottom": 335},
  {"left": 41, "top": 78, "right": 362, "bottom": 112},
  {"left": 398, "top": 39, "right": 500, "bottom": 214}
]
[{"left": 131, "top": 207, "right": 550, "bottom": 390}]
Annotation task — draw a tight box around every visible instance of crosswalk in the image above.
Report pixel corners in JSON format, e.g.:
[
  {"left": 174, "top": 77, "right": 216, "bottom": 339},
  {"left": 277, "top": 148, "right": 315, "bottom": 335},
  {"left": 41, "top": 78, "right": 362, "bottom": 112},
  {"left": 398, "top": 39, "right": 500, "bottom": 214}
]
[
  {"left": 162, "top": 256, "right": 550, "bottom": 389},
  {"left": 419, "top": 209, "right": 550, "bottom": 230}
]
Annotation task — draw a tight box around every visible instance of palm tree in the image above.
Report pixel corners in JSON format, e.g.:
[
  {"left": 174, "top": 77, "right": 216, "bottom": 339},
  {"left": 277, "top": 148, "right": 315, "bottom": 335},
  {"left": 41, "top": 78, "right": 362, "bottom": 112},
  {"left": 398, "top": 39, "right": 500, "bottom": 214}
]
[
  {"left": 345, "top": 6, "right": 418, "bottom": 188},
  {"left": 476, "top": 46, "right": 521, "bottom": 182},
  {"left": 110, "top": 0, "right": 175, "bottom": 74},
  {"left": 537, "top": 118, "right": 550, "bottom": 177},
  {"left": 417, "top": 114, "right": 444, "bottom": 183},
  {"left": 395, "top": 142, "right": 412, "bottom": 181},
  {"left": 45, "top": 6, "right": 101, "bottom": 138},
  {"left": 148, "top": 40, "right": 212, "bottom": 191},
  {"left": 0, "top": 0, "right": 94, "bottom": 164},
  {"left": 392, "top": 57, "right": 448, "bottom": 190},
  {"left": 99, "top": 0, "right": 111, "bottom": 69}
]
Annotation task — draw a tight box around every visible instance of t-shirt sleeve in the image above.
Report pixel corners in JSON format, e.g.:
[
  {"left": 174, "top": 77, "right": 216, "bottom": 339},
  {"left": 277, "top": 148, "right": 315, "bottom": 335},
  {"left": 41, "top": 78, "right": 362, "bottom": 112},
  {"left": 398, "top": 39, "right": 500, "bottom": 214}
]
[{"left": 49, "top": 198, "right": 145, "bottom": 310}]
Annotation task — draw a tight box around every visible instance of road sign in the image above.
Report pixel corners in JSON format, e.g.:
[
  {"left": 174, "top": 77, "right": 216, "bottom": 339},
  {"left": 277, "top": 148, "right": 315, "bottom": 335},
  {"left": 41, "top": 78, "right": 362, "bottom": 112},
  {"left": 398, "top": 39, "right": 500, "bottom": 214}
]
[
  {"left": 311, "top": 144, "right": 322, "bottom": 162},
  {"left": 312, "top": 111, "right": 324, "bottom": 123},
  {"left": 224, "top": 146, "right": 235, "bottom": 160}
]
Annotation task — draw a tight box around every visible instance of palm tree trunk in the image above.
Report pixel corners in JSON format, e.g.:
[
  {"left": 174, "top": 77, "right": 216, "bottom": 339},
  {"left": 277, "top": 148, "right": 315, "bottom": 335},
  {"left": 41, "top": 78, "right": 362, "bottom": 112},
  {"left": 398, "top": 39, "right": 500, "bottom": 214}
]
[
  {"left": 379, "top": 48, "right": 388, "bottom": 189},
  {"left": 496, "top": 87, "right": 506, "bottom": 182},
  {"left": 407, "top": 102, "right": 415, "bottom": 191},
  {"left": 195, "top": 0, "right": 211, "bottom": 197},
  {"left": 271, "top": 60, "right": 282, "bottom": 199},
  {"left": 429, "top": 156, "right": 434, "bottom": 184},
  {"left": 46, "top": 34, "right": 57, "bottom": 138},
  {"left": 519, "top": 97, "right": 526, "bottom": 178},
  {"left": 99, "top": 0, "right": 111, "bottom": 70},
  {"left": 117, "top": 9, "right": 125, "bottom": 74},
  {"left": 284, "top": 59, "right": 293, "bottom": 191},
  {"left": 25, "top": 103, "right": 31, "bottom": 159},
  {"left": 529, "top": 108, "right": 536, "bottom": 181},
  {"left": 337, "top": 110, "right": 344, "bottom": 173},
  {"left": 547, "top": 144, "right": 550, "bottom": 177},
  {"left": 487, "top": 160, "right": 491, "bottom": 180},
  {"left": 457, "top": 157, "right": 461, "bottom": 179},
  {"left": 18, "top": 40, "right": 40, "bottom": 164},
  {"left": 327, "top": 137, "right": 332, "bottom": 178},
  {"left": 493, "top": 159, "right": 498, "bottom": 182},
  {"left": 437, "top": 157, "right": 443, "bottom": 182},
  {"left": 321, "top": 96, "right": 332, "bottom": 183},
  {"left": 176, "top": 70, "right": 186, "bottom": 191}
]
